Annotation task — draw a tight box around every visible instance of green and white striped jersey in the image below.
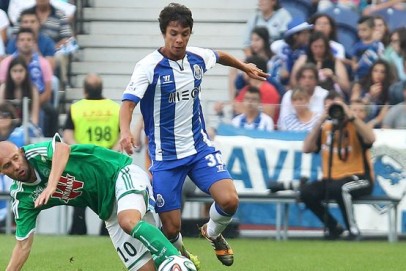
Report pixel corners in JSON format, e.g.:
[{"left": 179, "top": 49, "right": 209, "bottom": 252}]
[{"left": 10, "top": 135, "right": 132, "bottom": 239}]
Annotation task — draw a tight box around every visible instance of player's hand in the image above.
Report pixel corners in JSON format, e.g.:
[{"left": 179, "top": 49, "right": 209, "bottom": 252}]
[
  {"left": 120, "top": 131, "right": 136, "bottom": 155},
  {"left": 35, "top": 186, "right": 56, "bottom": 208},
  {"left": 245, "top": 63, "right": 269, "bottom": 81}
]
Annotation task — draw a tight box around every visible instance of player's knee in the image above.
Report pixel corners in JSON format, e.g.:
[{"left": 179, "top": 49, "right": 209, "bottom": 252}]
[
  {"left": 118, "top": 211, "right": 142, "bottom": 234},
  {"left": 162, "top": 221, "right": 181, "bottom": 239},
  {"left": 219, "top": 192, "right": 239, "bottom": 214}
]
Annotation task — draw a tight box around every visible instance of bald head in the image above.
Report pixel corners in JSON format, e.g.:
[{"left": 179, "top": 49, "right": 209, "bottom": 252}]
[
  {"left": 84, "top": 73, "right": 103, "bottom": 99},
  {"left": 0, "top": 141, "right": 18, "bottom": 158}
]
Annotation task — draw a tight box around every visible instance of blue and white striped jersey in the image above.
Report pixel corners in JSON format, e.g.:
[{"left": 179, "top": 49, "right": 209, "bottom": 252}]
[
  {"left": 231, "top": 113, "right": 274, "bottom": 131},
  {"left": 122, "top": 47, "right": 218, "bottom": 161}
]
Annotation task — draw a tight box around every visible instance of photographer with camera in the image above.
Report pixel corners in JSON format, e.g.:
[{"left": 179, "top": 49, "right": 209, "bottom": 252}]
[{"left": 300, "top": 91, "right": 375, "bottom": 240}]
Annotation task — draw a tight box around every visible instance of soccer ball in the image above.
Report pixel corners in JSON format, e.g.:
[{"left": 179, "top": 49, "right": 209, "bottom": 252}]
[{"left": 158, "top": 255, "right": 197, "bottom": 271}]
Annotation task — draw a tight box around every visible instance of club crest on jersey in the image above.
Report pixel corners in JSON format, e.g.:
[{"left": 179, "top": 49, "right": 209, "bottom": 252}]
[
  {"left": 52, "top": 174, "right": 84, "bottom": 203},
  {"left": 156, "top": 194, "right": 165, "bottom": 208},
  {"left": 193, "top": 64, "right": 202, "bottom": 80}
]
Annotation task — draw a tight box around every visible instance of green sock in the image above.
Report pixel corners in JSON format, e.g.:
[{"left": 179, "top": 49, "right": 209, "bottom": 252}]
[{"left": 131, "top": 220, "right": 180, "bottom": 267}]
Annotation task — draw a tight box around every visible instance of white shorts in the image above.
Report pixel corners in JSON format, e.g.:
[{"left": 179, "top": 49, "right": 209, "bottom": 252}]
[{"left": 105, "top": 164, "right": 159, "bottom": 270}]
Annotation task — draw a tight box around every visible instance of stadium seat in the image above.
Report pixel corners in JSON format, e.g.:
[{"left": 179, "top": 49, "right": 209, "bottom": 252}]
[
  {"left": 336, "top": 23, "right": 358, "bottom": 55},
  {"left": 280, "top": 0, "right": 312, "bottom": 22},
  {"left": 372, "top": 8, "right": 406, "bottom": 31},
  {"left": 323, "top": 5, "right": 360, "bottom": 28}
]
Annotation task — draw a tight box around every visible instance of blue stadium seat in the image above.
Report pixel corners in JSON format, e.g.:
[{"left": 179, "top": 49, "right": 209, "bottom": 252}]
[
  {"left": 336, "top": 23, "right": 358, "bottom": 55},
  {"left": 280, "top": 0, "right": 312, "bottom": 22},
  {"left": 372, "top": 8, "right": 406, "bottom": 31},
  {"left": 323, "top": 5, "right": 360, "bottom": 28}
]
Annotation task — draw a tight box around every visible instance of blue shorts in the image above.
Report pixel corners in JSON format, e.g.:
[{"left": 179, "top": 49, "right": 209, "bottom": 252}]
[{"left": 151, "top": 149, "right": 231, "bottom": 213}]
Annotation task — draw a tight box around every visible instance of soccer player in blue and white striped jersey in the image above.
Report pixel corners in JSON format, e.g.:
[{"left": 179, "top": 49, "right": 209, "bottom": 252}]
[{"left": 119, "top": 3, "right": 268, "bottom": 268}]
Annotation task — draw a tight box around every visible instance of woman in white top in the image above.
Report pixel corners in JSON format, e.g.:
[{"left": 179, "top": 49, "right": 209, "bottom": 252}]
[
  {"left": 279, "top": 87, "right": 320, "bottom": 131},
  {"left": 309, "top": 13, "right": 346, "bottom": 60}
]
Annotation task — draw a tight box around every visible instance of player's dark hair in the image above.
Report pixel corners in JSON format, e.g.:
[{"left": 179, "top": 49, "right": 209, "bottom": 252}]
[{"left": 159, "top": 3, "right": 194, "bottom": 34}]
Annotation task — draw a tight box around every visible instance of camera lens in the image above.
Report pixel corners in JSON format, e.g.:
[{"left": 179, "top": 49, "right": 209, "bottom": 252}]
[{"left": 328, "top": 104, "right": 345, "bottom": 121}]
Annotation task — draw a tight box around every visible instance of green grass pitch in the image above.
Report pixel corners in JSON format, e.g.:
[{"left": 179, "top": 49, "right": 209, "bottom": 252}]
[{"left": 1, "top": 234, "right": 406, "bottom": 270}]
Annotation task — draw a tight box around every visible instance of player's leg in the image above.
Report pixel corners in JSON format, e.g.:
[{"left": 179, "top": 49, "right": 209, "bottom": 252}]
[
  {"left": 115, "top": 165, "right": 180, "bottom": 267},
  {"left": 152, "top": 167, "right": 201, "bottom": 270},
  {"left": 105, "top": 206, "right": 156, "bottom": 270},
  {"left": 189, "top": 150, "right": 238, "bottom": 266}
]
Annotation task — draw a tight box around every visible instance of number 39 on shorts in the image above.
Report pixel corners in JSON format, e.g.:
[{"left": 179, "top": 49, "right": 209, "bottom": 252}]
[{"left": 205, "top": 153, "right": 224, "bottom": 167}]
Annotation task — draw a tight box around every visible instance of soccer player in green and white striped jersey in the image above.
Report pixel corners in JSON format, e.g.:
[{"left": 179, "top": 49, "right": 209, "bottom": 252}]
[{"left": 1, "top": 134, "right": 182, "bottom": 271}]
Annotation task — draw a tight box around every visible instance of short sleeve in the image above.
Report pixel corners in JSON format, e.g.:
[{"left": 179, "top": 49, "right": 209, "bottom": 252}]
[{"left": 122, "top": 61, "right": 151, "bottom": 103}]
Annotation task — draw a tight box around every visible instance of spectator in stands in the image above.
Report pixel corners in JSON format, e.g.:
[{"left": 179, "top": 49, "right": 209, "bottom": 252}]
[
  {"left": 0, "top": 56, "right": 40, "bottom": 126},
  {"left": 278, "top": 87, "right": 321, "bottom": 131},
  {"left": 243, "top": 0, "right": 292, "bottom": 56},
  {"left": 351, "top": 16, "right": 384, "bottom": 82},
  {"left": 317, "top": 0, "right": 361, "bottom": 12},
  {"left": 301, "top": 91, "right": 375, "bottom": 241},
  {"left": 362, "top": 0, "right": 406, "bottom": 16},
  {"left": 373, "top": 15, "right": 391, "bottom": 47},
  {"left": 232, "top": 27, "right": 285, "bottom": 99},
  {"left": 351, "top": 59, "right": 395, "bottom": 127},
  {"left": 63, "top": 73, "right": 120, "bottom": 236},
  {"left": 8, "top": 0, "right": 76, "bottom": 26},
  {"left": 7, "top": 9, "right": 56, "bottom": 70},
  {"left": 383, "top": 86, "right": 406, "bottom": 128},
  {"left": 0, "top": 8, "right": 9, "bottom": 46},
  {"left": 389, "top": 79, "right": 406, "bottom": 105},
  {"left": 278, "top": 63, "right": 328, "bottom": 128},
  {"left": 290, "top": 31, "right": 350, "bottom": 96},
  {"left": 232, "top": 86, "right": 274, "bottom": 131},
  {"left": 234, "top": 55, "right": 280, "bottom": 123},
  {"left": 0, "top": 101, "right": 41, "bottom": 147},
  {"left": 0, "top": 27, "right": 58, "bottom": 136},
  {"left": 0, "top": 173, "right": 12, "bottom": 230},
  {"left": 308, "top": 13, "right": 346, "bottom": 60},
  {"left": 349, "top": 99, "right": 369, "bottom": 123},
  {"left": 269, "top": 18, "right": 313, "bottom": 87},
  {"left": 0, "top": 101, "right": 20, "bottom": 141},
  {"left": 22, "top": 0, "right": 77, "bottom": 87},
  {"left": 384, "top": 27, "right": 406, "bottom": 81}
]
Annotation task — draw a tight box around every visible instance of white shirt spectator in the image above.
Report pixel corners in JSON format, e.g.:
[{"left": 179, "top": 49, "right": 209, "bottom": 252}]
[
  {"left": 243, "top": 8, "right": 292, "bottom": 47},
  {"left": 278, "top": 86, "right": 328, "bottom": 126},
  {"left": 232, "top": 112, "right": 274, "bottom": 131},
  {"left": 8, "top": 0, "right": 76, "bottom": 25},
  {"left": 279, "top": 112, "right": 321, "bottom": 131}
]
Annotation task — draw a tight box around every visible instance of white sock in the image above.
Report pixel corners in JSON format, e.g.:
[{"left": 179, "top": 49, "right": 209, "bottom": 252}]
[
  {"left": 169, "top": 232, "right": 183, "bottom": 251},
  {"left": 206, "top": 203, "right": 232, "bottom": 238}
]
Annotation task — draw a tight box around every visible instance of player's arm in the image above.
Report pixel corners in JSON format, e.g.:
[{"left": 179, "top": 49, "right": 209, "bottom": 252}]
[
  {"left": 216, "top": 50, "right": 268, "bottom": 81},
  {"left": 119, "top": 100, "right": 138, "bottom": 155},
  {"left": 35, "top": 142, "right": 71, "bottom": 207},
  {"left": 6, "top": 233, "right": 34, "bottom": 271}
]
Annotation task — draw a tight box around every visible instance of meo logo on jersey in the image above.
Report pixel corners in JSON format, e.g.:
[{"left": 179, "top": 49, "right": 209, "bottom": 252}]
[{"left": 52, "top": 174, "right": 84, "bottom": 203}]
